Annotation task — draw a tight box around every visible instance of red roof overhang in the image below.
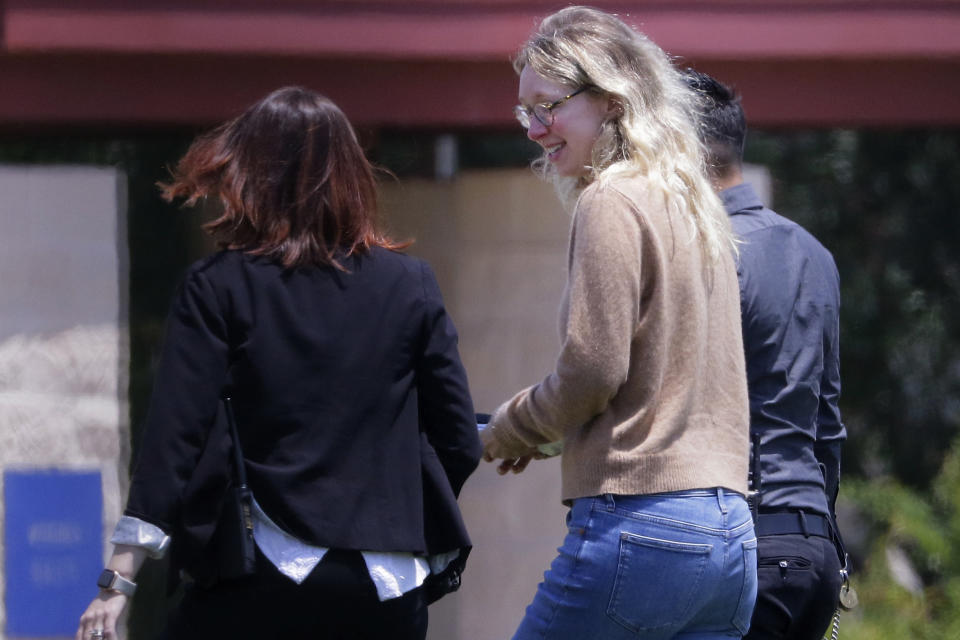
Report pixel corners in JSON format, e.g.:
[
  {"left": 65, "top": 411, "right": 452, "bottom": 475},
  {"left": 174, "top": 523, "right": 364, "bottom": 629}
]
[{"left": 2, "top": 1, "right": 959, "bottom": 128}]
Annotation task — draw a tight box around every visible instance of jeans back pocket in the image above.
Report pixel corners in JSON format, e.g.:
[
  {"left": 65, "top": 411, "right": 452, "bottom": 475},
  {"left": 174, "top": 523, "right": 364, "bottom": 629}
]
[
  {"left": 606, "top": 531, "right": 712, "bottom": 634},
  {"left": 732, "top": 538, "right": 759, "bottom": 635}
]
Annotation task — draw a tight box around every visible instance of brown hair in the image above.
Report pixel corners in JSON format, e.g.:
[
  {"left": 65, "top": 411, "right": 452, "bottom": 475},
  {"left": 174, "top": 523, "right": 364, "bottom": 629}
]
[{"left": 161, "top": 86, "right": 406, "bottom": 269}]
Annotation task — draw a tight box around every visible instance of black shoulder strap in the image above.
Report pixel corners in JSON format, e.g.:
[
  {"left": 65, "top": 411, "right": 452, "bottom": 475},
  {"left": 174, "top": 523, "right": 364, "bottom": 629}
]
[
  {"left": 222, "top": 396, "right": 249, "bottom": 489},
  {"left": 747, "top": 431, "right": 762, "bottom": 519}
]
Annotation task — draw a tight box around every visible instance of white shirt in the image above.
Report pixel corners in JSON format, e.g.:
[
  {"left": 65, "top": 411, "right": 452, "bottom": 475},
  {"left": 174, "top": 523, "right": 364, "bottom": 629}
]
[{"left": 111, "top": 502, "right": 456, "bottom": 601}]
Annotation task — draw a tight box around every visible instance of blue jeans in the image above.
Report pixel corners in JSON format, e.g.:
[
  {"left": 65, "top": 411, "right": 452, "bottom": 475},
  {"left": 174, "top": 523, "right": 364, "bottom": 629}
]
[{"left": 513, "top": 489, "right": 758, "bottom": 640}]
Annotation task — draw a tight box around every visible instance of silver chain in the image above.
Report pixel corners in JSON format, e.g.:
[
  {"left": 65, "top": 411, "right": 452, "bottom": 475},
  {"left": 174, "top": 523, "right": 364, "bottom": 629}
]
[{"left": 824, "top": 609, "right": 841, "bottom": 640}]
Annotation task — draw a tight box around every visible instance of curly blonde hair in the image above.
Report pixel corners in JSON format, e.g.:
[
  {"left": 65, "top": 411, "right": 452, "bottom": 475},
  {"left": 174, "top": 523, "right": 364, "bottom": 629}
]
[{"left": 514, "top": 6, "right": 736, "bottom": 262}]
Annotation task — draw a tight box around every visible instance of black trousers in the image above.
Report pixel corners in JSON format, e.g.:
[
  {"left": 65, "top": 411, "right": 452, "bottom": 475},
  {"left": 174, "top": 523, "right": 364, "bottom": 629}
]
[
  {"left": 744, "top": 533, "right": 843, "bottom": 640},
  {"left": 159, "top": 549, "right": 428, "bottom": 640}
]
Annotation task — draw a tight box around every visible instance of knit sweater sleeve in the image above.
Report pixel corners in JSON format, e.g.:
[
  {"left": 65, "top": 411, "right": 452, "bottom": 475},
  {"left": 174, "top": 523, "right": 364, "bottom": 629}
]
[{"left": 487, "top": 183, "right": 643, "bottom": 456}]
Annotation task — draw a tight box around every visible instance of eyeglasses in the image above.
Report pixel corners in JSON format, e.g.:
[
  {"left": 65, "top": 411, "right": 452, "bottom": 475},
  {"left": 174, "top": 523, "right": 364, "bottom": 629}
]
[{"left": 514, "top": 86, "right": 590, "bottom": 130}]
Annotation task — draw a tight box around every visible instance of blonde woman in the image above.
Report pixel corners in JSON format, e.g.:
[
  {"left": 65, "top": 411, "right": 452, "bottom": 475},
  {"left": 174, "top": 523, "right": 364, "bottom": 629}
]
[{"left": 481, "top": 7, "right": 757, "bottom": 639}]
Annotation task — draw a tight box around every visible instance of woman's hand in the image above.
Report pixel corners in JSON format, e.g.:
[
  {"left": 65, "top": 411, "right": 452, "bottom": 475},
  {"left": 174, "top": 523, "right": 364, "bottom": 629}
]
[
  {"left": 480, "top": 423, "right": 523, "bottom": 462},
  {"left": 494, "top": 454, "right": 536, "bottom": 475},
  {"left": 76, "top": 545, "right": 145, "bottom": 640},
  {"left": 481, "top": 425, "right": 545, "bottom": 474},
  {"left": 76, "top": 591, "right": 128, "bottom": 640}
]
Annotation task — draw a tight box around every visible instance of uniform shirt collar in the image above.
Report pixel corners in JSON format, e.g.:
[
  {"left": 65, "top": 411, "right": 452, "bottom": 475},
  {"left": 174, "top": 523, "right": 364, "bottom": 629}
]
[{"left": 720, "top": 182, "right": 764, "bottom": 216}]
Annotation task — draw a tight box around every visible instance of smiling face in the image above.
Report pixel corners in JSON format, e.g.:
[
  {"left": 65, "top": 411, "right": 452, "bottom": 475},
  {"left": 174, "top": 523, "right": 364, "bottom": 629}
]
[{"left": 518, "top": 66, "right": 611, "bottom": 179}]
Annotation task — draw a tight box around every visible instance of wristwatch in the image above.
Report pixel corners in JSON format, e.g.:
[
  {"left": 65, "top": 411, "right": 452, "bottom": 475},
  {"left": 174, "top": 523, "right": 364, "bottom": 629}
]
[{"left": 96, "top": 569, "right": 137, "bottom": 597}]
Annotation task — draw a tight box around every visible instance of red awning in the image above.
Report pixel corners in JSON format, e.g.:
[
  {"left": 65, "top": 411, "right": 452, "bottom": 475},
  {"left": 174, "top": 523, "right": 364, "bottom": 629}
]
[{"left": 2, "top": 0, "right": 959, "bottom": 127}]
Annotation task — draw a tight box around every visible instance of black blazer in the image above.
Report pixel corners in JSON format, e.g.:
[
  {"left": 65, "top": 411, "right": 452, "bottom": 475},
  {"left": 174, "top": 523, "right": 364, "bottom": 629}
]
[{"left": 125, "top": 248, "right": 481, "bottom": 564}]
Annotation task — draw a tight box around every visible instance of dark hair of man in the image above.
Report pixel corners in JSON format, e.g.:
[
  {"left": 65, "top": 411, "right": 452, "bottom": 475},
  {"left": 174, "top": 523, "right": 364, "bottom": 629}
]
[
  {"left": 160, "top": 86, "right": 406, "bottom": 270},
  {"left": 684, "top": 69, "right": 747, "bottom": 179}
]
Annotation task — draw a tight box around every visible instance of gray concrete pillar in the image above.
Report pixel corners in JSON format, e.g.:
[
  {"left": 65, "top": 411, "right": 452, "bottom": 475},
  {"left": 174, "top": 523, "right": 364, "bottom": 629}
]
[{"left": 0, "top": 166, "right": 129, "bottom": 639}]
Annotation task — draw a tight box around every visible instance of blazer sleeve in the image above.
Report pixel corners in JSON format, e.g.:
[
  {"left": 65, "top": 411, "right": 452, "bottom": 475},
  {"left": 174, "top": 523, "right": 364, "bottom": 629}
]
[
  {"left": 124, "top": 266, "right": 231, "bottom": 533},
  {"left": 416, "top": 261, "right": 482, "bottom": 497}
]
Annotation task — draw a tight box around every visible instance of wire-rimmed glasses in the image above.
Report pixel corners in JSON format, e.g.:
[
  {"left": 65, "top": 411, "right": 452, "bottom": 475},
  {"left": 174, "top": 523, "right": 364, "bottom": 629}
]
[{"left": 514, "top": 86, "right": 590, "bottom": 129}]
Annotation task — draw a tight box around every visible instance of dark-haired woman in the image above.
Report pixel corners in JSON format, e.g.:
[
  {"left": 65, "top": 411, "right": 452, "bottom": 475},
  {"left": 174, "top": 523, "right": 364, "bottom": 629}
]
[{"left": 76, "top": 87, "right": 481, "bottom": 640}]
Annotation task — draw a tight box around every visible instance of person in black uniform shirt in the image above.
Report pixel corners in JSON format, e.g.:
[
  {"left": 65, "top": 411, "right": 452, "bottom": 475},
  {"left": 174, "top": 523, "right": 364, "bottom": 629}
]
[
  {"left": 76, "top": 87, "right": 481, "bottom": 640},
  {"left": 685, "top": 70, "right": 847, "bottom": 640}
]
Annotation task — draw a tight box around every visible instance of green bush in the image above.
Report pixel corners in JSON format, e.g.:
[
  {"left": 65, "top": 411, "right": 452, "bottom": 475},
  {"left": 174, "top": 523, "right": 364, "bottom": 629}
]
[{"left": 838, "top": 436, "right": 960, "bottom": 640}]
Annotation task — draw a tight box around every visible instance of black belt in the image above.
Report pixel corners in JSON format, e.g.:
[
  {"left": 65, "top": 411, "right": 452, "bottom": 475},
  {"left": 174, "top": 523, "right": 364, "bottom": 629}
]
[{"left": 755, "top": 511, "right": 832, "bottom": 539}]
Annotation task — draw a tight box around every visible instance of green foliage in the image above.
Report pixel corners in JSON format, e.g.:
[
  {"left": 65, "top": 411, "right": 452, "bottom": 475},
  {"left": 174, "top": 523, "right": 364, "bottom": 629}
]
[{"left": 837, "top": 435, "right": 960, "bottom": 639}]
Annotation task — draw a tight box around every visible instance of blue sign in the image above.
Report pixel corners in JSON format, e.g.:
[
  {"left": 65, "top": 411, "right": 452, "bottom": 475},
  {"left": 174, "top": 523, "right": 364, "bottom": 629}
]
[{"left": 4, "top": 469, "right": 102, "bottom": 637}]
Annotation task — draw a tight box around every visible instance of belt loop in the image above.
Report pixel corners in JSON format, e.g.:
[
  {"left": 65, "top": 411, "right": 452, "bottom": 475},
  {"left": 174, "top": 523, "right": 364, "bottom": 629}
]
[
  {"left": 716, "top": 487, "right": 728, "bottom": 515},
  {"left": 798, "top": 510, "right": 810, "bottom": 538},
  {"left": 603, "top": 494, "right": 616, "bottom": 511}
]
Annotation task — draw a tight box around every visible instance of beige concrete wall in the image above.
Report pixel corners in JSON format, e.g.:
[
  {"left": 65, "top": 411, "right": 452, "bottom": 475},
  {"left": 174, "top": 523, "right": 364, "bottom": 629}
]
[
  {"left": 381, "top": 168, "right": 573, "bottom": 640},
  {"left": 0, "top": 166, "right": 129, "bottom": 639}
]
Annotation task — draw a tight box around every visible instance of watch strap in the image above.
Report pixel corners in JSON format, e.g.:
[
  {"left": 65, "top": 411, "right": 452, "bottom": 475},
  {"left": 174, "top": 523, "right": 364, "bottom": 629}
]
[{"left": 97, "top": 569, "right": 137, "bottom": 597}]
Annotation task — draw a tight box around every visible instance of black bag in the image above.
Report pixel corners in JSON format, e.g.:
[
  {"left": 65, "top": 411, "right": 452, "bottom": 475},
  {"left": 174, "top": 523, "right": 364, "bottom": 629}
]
[
  {"left": 422, "top": 548, "right": 469, "bottom": 605},
  {"left": 212, "top": 396, "right": 257, "bottom": 579}
]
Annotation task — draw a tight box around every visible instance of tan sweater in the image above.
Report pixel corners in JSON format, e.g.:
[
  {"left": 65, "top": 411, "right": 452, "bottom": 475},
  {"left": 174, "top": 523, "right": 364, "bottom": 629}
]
[{"left": 487, "top": 175, "right": 749, "bottom": 501}]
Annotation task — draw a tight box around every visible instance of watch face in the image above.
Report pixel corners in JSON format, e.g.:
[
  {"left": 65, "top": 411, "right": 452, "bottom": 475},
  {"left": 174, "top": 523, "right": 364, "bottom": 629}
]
[{"left": 97, "top": 569, "right": 115, "bottom": 589}]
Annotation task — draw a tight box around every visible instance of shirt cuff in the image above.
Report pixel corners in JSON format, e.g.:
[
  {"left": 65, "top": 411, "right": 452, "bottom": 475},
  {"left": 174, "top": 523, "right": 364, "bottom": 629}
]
[
  {"left": 537, "top": 440, "right": 564, "bottom": 457},
  {"left": 110, "top": 516, "right": 171, "bottom": 559}
]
